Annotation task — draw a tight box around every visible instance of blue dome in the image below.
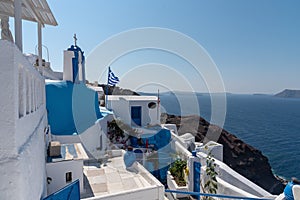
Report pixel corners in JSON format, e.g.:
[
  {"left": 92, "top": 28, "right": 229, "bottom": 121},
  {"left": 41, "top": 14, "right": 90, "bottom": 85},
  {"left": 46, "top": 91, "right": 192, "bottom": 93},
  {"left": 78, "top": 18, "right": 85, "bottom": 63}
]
[{"left": 45, "top": 81, "right": 102, "bottom": 135}]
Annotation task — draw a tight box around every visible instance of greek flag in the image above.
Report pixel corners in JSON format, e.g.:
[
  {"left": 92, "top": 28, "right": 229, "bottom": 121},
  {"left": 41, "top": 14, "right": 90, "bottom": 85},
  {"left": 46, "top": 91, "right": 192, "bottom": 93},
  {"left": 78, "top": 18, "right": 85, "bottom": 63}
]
[{"left": 108, "top": 67, "right": 119, "bottom": 86}]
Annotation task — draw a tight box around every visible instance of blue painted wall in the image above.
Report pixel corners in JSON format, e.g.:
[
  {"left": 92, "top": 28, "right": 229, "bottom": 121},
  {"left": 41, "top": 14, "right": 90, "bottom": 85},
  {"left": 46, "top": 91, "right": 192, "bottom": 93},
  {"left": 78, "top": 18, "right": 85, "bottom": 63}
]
[{"left": 45, "top": 81, "right": 102, "bottom": 135}]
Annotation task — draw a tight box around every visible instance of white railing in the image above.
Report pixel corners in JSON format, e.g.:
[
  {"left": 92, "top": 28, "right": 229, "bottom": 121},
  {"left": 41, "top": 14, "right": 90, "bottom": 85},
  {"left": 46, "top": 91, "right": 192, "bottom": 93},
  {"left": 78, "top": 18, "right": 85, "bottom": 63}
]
[
  {"left": 196, "top": 151, "right": 272, "bottom": 197},
  {"left": 170, "top": 131, "right": 192, "bottom": 159},
  {"left": 168, "top": 127, "right": 271, "bottom": 198},
  {"left": 162, "top": 124, "right": 178, "bottom": 135},
  {"left": 0, "top": 39, "right": 47, "bottom": 200},
  {"left": 18, "top": 58, "right": 45, "bottom": 119},
  {"left": 0, "top": 40, "right": 47, "bottom": 152},
  {"left": 12, "top": 41, "right": 48, "bottom": 151}
]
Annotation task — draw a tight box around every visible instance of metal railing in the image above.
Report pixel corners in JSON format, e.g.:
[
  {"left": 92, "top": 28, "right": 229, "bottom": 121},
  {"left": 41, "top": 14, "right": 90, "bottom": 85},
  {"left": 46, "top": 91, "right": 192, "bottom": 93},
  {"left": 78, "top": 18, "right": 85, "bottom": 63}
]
[{"left": 165, "top": 189, "right": 274, "bottom": 200}]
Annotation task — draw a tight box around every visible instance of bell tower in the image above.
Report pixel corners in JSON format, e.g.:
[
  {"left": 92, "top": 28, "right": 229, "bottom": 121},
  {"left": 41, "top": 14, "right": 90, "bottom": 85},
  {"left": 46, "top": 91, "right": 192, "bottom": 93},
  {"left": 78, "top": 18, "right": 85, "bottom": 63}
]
[{"left": 63, "top": 34, "right": 86, "bottom": 84}]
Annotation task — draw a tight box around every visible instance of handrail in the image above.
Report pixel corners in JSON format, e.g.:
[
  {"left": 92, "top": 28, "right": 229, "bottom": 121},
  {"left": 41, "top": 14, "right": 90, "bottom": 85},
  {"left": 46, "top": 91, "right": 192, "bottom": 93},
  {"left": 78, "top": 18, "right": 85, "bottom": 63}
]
[
  {"left": 35, "top": 44, "right": 50, "bottom": 61},
  {"left": 165, "top": 189, "right": 274, "bottom": 200}
]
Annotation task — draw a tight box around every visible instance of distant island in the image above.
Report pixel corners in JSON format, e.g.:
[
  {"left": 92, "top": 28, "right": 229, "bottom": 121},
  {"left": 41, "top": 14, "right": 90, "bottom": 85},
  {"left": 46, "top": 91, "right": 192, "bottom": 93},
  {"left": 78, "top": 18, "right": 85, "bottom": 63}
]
[
  {"left": 253, "top": 93, "right": 270, "bottom": 96},
  {"left": 274, "top": 89, "right": 300, "bottom": 98}
]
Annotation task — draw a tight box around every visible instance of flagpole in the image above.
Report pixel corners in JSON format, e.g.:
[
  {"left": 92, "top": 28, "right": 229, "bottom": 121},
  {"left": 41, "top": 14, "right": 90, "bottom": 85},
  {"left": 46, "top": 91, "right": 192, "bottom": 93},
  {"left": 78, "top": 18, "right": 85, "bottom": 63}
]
[
  {"left": 106, "top": 66, "right": 119, "bottom": 109},
  {"left": 106, "top": 66, "right": 110, "bottom": 108}
]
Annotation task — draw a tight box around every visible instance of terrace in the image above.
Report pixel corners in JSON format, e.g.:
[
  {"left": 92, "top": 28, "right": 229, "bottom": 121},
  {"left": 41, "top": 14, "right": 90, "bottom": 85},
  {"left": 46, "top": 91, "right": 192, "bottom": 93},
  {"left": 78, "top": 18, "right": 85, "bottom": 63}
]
[{"left": 81, "top": 150, "right": 165, "bottom": 200}]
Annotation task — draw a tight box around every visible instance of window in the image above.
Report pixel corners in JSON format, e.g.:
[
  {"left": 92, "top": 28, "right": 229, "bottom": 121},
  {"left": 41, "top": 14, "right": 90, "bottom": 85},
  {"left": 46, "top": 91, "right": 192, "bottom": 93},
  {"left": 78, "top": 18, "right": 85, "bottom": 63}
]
[
  {"left": 47, "top": 177, "right": 52, "bottom": 184},
  {"left": 148, "top": 102, "right": 156, "bottom": 109},
  {"left": 66, "top": 172, "right": 72, "bottom": 183}
]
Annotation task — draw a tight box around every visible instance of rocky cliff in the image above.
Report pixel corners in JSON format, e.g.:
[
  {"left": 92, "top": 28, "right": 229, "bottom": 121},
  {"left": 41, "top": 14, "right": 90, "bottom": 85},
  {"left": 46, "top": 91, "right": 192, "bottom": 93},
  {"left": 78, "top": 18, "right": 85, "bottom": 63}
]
[
  {"left": 275, "top": 89, "right": 300, "bottom": 98},
  {"left": 99, "top": 84, "right": 140, "bottom": 96},
  {"left": 98, "top": 85, "right": 285, "bottom": 194},
  {"left": 162, "top": 113, "right": 285, "bottom": 194}
]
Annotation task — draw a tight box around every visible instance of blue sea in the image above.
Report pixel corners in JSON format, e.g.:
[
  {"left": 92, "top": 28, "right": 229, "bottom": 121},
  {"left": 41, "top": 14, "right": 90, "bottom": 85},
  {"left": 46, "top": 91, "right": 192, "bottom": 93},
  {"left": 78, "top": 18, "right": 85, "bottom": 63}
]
[{"left": 157, "top": 92, "right": 300, "bottom": 180}]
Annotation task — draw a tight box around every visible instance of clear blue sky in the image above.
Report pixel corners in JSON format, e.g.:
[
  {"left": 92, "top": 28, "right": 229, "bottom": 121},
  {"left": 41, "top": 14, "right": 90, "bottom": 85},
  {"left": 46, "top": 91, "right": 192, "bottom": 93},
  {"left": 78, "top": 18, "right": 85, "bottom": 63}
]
[{"left": 21, "top": 0, "right": 300, "bottom": 94}]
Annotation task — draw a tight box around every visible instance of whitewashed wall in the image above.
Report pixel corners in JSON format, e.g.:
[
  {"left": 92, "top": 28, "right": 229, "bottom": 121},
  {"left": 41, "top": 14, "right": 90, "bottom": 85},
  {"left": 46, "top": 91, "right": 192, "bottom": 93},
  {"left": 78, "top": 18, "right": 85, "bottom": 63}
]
[
  {"left": 0, "top": 40, "right": 47, "bottom": 199},
  {"left": 37, "top": 66, "right": 63, "bottom": 80},
  {"left": 170, "top": 132, "right": 192, "bottom": 159},
  {"left": 109, "top": 98, "right": 130, "bottom": 124},
  {"left": 46, "top": 160, "right": 84, "bottom": 195},
  {"left": 196, "top": 151, "right": 271, "bottom": 197},
  {"left": 63, "top": 49, "right": 85, "bottom": 83},
  {"left": 52, "top": 114, "right": 113, "bottom": 159},
  {"left": 145, "top": 100, "right": 160, "bottom": 125},
  {"left": 108, "top": 97, "right": 160, "bottom": 127},
  {"left": 63, "top": 50, "right": 74, "bottom": 82},
  {"left": 128, "top": 100, "right": 160, "bottom": 126}
]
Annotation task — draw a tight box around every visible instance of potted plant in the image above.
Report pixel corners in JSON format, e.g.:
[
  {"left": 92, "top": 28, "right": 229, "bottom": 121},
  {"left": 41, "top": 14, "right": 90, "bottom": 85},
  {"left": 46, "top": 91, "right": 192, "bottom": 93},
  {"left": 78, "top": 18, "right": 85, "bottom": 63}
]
[{"left": 167, "top": 159, "right": 189, "bottom": 198}]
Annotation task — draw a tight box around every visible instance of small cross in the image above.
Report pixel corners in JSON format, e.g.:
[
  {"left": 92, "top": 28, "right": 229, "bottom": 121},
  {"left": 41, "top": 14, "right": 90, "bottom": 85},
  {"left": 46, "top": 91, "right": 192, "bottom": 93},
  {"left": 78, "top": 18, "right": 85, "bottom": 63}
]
[{"left": 73, "top": 33, "right": 77, "bottom": 46}]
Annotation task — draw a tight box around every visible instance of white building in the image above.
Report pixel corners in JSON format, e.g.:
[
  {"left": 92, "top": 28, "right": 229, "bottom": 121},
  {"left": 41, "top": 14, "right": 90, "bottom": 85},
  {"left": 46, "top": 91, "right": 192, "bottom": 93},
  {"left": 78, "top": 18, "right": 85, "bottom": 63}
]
[
  {"left": 0, "top": 0, "right": 57, "bottom": 199},
  {"left": 63, "top": 44, "right": 86, "bottom": 84},
  {"left": 46, "top": 143, "right": 88, "bottom": 195},
  {"left": 107, "top": 95, "right": 161, "bottom": 127},
  {"left": 0, "top": 40, "right": 48, "bottom": 200},
  {"left": 87, "top": 85, "right": 104, "bottom": 105}
]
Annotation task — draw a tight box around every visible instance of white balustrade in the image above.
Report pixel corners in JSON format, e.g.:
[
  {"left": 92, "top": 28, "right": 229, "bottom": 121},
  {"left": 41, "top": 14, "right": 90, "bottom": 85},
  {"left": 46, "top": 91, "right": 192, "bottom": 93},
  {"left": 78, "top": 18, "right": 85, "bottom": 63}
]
[
  {"left": 0, "top": 38, "right": 48, "bottom": 200},
  {"left": 18, "top": 57, "right": 45, "bottom": 119}
]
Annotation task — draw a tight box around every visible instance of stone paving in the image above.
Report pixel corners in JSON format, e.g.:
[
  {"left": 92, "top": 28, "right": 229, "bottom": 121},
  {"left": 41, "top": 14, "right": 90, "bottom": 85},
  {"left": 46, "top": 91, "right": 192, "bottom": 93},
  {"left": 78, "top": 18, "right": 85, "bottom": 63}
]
[{"left": 82, "top": 156, "right": 154, "bottom": 198}]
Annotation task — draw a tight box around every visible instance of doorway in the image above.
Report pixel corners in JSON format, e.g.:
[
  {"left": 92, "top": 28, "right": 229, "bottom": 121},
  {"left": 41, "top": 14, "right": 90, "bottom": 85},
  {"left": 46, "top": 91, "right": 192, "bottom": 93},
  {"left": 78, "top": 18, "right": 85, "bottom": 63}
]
[{"left": 131, "top": 106, "right": 142, "bottom": 126}]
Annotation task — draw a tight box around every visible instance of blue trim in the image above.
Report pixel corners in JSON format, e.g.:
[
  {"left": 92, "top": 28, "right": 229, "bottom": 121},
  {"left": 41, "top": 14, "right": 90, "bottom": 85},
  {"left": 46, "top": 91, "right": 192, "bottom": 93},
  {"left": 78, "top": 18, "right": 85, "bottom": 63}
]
[
  {"left": 284, "top": 181, "right": 296, "bottom": 200},
  {"left": 192, "top": 150, "right": 197, "bottom": 157},
  {"left": 165, "top": 190, "right": 273, "bottom": 200},
  {"left": 193, "top": 159, "right": 201, "bottom": 200},
  {"left": 131, "top": 106, "right": 142, "bottom": 126},
  {"left": 67, "top": 45, "right": 85, "bottom": 83},
  {"left": 43, "top": 180, "right": 80, "bottom": 200}
]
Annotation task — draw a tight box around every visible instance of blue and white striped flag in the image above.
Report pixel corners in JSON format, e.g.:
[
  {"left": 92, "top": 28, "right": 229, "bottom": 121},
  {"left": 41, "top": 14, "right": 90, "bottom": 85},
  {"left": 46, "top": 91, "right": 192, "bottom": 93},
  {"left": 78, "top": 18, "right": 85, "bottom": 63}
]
[{"left": 108, "top": 67, "right": 119, "bottom": 86}]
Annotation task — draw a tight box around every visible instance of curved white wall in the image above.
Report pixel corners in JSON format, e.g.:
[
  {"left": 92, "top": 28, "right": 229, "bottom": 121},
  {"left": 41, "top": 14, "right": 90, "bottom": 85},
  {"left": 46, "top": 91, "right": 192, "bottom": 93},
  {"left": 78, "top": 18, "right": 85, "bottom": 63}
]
[
  {"left": 0, "top": 41, "right": 47, "bottom": 199},
  {"left": 51, "top": 115, "right": 113, "bottom": 159}
]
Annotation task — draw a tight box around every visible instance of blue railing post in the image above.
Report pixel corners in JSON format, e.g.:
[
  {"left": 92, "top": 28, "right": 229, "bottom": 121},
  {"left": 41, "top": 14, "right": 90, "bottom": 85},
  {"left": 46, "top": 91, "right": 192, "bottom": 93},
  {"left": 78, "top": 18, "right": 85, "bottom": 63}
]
[{"left": 192, "top": 150, "right": 201, "bottom": 200}]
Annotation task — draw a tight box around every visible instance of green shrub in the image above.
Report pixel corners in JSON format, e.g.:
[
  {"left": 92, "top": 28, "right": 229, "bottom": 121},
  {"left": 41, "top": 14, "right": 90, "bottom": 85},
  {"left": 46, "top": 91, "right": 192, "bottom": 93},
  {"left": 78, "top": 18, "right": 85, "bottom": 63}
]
[{"left": 169, "top": 159, "right": 187, "bottom": 186}]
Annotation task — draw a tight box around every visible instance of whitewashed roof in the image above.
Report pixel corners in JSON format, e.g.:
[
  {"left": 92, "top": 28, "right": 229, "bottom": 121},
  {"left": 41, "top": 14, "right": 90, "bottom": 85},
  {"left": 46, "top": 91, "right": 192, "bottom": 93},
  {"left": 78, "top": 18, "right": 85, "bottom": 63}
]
[
  {"left": 0, "top": 0, "right": 57, "bottom": 26},
  {"left": 48, "top": 143, "right": 88, "bottom": 163},
  {"left": 107, "top": 95, "right": 158, "bottom": 101}
]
